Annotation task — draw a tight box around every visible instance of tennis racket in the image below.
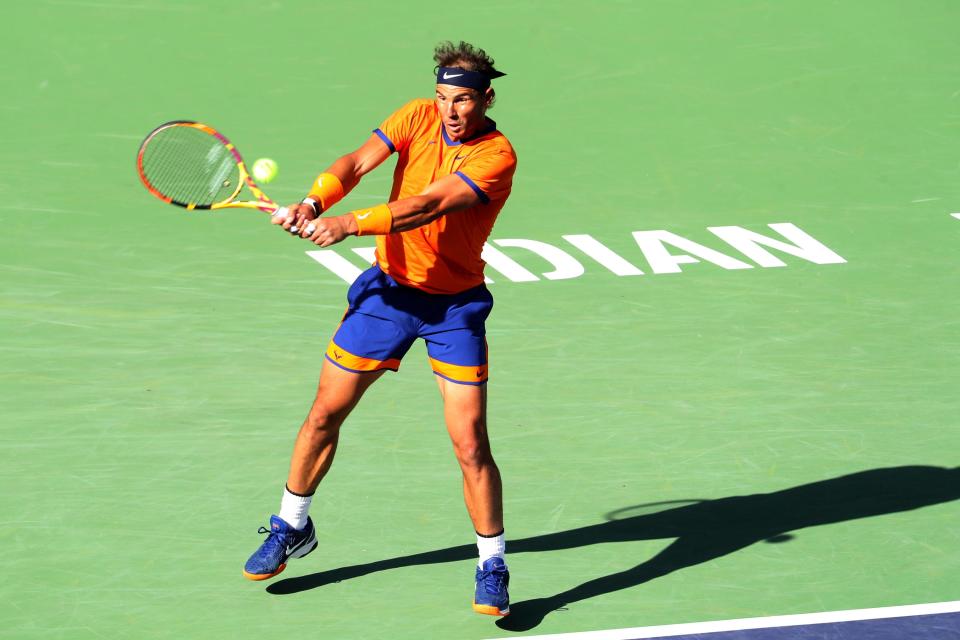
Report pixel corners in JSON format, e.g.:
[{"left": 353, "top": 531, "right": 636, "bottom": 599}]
[{"left": 136, "top": 120, "right": 288, "bottom": 219}]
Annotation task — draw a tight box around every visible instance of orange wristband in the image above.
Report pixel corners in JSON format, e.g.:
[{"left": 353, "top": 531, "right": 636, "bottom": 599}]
[
  {"left": 351, "top": 203, "right": 393, "bottom": 236},
  {"left": 306, "top": 172, "right": 344, "bottom": 212}
]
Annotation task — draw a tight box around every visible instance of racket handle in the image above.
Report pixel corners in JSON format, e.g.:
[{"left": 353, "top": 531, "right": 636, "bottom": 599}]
[{"left": 272, "top": 206, "right": 289, "bottom": 222}]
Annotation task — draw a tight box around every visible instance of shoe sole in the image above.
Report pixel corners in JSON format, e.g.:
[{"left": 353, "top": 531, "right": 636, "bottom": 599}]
[
  {"left": 242, "top": 537, "right": 318, "bottom": 581},
  {"left": 473, "top": 602, "right": 510, "bottom": 616},
  {"left": 243, "top": 563, "right": 287, "bottom": 581}
]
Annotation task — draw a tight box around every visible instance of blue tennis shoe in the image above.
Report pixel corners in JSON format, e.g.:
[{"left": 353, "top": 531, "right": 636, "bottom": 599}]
[
  {"left": 243, "top": 515, "right": 317, "bottom": 581},
  {"left": 473, "top": 556, "right": 510, "bottom": 616}
]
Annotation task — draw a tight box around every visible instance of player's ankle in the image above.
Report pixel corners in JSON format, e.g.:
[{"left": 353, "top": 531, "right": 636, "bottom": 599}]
[
  {"left": 278, "top": 485, "right": 314, "bottom": 530},
  {"left": 476, "top": 529, "right": 506, "bottom": 568}
]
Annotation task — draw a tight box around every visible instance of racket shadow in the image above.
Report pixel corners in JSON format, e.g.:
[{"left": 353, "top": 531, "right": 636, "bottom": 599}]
[{"left": 266, "top": 465, "right": 960, "bottom": 631}]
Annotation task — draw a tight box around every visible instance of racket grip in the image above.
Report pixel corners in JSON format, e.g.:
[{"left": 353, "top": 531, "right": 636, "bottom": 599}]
[{"left": 272, "top": 206, "right": 289, "bottom": 222}]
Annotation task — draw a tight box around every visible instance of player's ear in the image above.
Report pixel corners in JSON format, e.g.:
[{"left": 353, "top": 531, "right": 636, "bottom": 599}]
[{"left": 484, "top": 87, "right": 495, "bottom": 109}]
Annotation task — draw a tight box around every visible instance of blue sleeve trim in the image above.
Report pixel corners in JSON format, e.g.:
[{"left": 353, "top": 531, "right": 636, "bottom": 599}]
[
  {"left": 372, "top": 128, "right": 396, "bottom": 153},
  {"left": 455, "top": 171, "right": 490, "bottom": 204}
]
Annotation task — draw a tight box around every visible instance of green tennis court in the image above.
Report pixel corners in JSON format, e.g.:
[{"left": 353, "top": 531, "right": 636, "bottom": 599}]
[{"left": 3, "top": 1, "right": 959, "bottom": 638}]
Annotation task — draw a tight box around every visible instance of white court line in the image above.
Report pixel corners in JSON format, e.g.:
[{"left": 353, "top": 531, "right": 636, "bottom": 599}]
[
  {"left": 951, "top": 213, "right": 960, "bottom": 220},
  {"left": 494, "top": 601, "right": 960, "bottom": 640}
]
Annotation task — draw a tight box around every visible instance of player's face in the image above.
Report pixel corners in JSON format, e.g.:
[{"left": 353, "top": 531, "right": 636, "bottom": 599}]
[{"left": 435, "top": 85, "right": 493, "bottom": 141}]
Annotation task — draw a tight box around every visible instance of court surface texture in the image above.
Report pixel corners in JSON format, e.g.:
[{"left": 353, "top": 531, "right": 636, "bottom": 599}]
[{"left": 2, "top": 1, "right": 958, "bottom": 638}]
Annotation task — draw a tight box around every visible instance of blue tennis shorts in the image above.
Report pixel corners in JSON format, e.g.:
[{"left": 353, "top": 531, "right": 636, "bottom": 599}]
[{"left": 325, "top": 265, "right": 493, "bottom": 385}]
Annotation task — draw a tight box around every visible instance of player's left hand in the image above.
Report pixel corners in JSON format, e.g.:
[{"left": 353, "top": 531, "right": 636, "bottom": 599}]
[{"left": 301, "top": 214, "right": 358, "bottom": 247}]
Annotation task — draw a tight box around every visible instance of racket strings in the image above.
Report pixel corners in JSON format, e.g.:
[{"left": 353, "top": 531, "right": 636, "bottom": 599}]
[
  {"left": 141, "top": 126, "right": 240, "bottom": 207},
  {"left": 150, "top": 137, "right": 233, "bottom": 205},
  {"left": 156, "top": 129, "right": 236, "bottom": 204},
  {"left": 163, "top": 128, "right": 236, "bottom": 203}
]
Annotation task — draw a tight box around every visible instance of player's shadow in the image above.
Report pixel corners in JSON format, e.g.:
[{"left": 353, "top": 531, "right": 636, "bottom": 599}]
[{"left": 266, "top": 465, "right": 960, "bottom": 632}]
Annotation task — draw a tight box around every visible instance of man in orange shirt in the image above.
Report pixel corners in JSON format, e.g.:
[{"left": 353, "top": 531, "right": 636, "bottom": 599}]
[{"left": 243, "top": 41, "right": 517, "bottom": 617}]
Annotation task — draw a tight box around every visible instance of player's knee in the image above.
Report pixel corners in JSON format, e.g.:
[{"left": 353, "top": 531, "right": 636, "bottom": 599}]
[
  {"left": 452, "top": 439, "right": 493, "bottom": 470},
  {"left": 305, "top": 401, "right": 343, "bottom": 433}
]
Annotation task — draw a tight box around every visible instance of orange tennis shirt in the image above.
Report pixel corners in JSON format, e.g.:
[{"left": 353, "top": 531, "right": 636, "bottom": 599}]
[{"left": 372, "top": 99, "right": 517, "bottom": 294}]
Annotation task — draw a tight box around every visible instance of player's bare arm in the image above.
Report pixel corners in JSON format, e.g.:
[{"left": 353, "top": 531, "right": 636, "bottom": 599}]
[
  {"left": 301, "top": 173, "right": 481, "bottom": 247},
  {"left": 274, "top": 134, "right": 392, "bottom": 231},
  {"left": 390, "top": 173, "right": 482, "bottom": 232}
]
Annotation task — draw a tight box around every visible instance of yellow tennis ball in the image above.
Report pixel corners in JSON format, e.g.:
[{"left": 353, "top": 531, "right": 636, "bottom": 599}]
[{"left": 251, "top": 157, "right": 278, "bottom": 184}]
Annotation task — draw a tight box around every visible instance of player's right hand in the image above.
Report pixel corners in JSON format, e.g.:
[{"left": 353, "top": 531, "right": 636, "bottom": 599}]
[{"left": 274, "top": 202, "right": 318, "bottom": 234}]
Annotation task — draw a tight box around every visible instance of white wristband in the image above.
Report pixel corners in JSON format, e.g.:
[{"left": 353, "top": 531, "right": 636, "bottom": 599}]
[{"left": 301, "top": 197, "right": 318, "bottom": 215}]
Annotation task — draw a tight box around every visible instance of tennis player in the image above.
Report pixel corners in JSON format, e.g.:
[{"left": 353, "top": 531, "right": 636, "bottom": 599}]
[{"left": 243, "top": 41, "right": 517, "bottom": 617}]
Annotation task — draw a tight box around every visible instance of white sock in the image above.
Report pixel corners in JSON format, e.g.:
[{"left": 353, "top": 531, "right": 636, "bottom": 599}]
[
  {"left": 278, "top": 486, "right": 313, "bottom": 530},
  {"left": 477, "top": 530, "right": 506, "bottom": 568}
]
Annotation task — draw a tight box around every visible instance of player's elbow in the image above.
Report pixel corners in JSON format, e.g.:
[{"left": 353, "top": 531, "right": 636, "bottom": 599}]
[
  {"left": 353, "top": 154, "right": 381, "bottom": 177},
  {"left": 342, "top": 149, "right": 380, "bottom": 179}
]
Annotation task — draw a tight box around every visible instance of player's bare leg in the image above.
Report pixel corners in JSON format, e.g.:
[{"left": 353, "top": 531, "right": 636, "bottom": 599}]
[
  {"left": 243, "top": 360, "right": 384, "bottom": 580},
  {"left": 437, "top": 378, "right": 503, "bottom": 533},
  {"left": 287, "top": 360, "right": 386, "bottom": 494},
  {"left": 437, "top": 376, "right": 510, "bottom": 615}
]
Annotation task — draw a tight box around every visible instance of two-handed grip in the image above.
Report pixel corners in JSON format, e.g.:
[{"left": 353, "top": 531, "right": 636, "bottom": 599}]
[{"left": 272, "top": 206, "right": 315, "bottom": 235}]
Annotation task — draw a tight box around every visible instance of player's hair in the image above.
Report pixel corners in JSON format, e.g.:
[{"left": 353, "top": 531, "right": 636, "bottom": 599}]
[
  {"left": 433, "top": 41, "right": 501, "bottom": 108},
  {"left": 433, "top": 41, "right": 501, "bottom": 76}
]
